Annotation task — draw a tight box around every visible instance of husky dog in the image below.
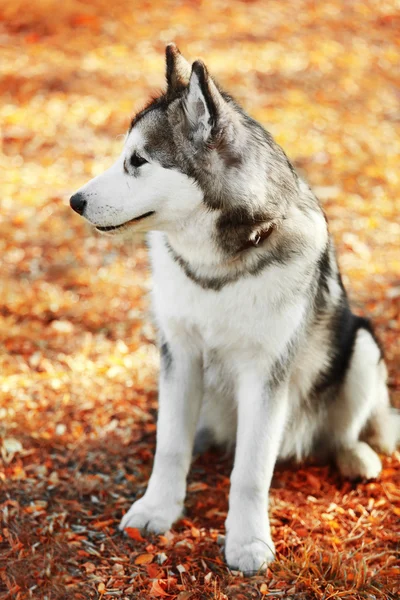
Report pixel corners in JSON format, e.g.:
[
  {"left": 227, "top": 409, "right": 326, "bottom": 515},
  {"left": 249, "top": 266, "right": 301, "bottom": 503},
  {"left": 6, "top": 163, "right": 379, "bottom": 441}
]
[{"left": 70, "top": 44, "right": 399, "bottom": 574}]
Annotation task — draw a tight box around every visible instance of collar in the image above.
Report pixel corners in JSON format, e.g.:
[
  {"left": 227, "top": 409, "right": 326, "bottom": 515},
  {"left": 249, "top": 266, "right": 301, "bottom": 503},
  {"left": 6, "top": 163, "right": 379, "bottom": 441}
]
[{"left": 237, "top": 223, "right": 275, "bottom": 253}]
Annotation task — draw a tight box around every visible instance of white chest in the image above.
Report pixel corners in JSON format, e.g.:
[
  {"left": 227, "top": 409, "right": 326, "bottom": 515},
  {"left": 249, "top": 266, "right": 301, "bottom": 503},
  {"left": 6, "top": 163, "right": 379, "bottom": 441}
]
[{"left": 149, "top": 233, "right": 308, "bottom": 364}]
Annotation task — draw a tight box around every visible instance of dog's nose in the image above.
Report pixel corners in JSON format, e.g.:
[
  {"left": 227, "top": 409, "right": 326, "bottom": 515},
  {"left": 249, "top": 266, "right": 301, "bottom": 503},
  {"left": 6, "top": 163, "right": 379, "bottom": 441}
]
[{"left": 70, "top": 192, "right": 87, "bottom": 215}]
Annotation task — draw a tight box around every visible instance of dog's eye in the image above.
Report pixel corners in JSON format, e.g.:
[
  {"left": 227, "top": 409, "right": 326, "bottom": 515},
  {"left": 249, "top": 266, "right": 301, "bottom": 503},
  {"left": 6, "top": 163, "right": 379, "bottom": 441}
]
[{"left": 130, "top": 153, "right": 148, "bottom": 168}]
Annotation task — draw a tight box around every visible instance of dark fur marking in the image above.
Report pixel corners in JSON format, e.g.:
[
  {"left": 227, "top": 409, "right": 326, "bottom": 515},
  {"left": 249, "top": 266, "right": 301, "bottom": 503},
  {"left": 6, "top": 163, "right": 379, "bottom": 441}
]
[
  {"left": 165, "top": 45, "right": 177, "bottom": 86},
  {"left": 165, "top": 45, "right": 189, "bottom": 97},
  {"left": 166, "top": 241, "right": 228, "bottom": 291},
  {"left": 215, "top": 207, "right": 278, "bottom": 256},
  {"left": 165, "top": 238, "right": 299, "bottom": 291},
  {"left": 314, "top": 243, "right": 331, "bottom": 311},
  {"left": 336, "top": 270, "right": 383, "bottom": 362},
  {"left": 313, "top": 299, "right": 381, "bottom": 396},
  {"left": 160, "top": 338, "right": 173, "bottom": 373},
  {"left": 310, "top": 242, "right": 383, "bottom": 397}
]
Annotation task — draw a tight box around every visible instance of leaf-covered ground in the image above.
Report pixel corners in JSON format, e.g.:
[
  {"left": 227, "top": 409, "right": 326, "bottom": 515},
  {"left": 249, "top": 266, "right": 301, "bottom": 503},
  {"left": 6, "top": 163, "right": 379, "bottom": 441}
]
[{"left": 1, "top": 1, "right": 399, "bottom": 598}]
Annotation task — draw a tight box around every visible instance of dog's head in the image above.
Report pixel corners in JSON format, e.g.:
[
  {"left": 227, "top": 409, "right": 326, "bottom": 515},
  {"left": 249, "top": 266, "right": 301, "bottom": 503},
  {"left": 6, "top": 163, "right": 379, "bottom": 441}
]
[{"left": 70, "top": 44, "right": 296, "bottom": 237}]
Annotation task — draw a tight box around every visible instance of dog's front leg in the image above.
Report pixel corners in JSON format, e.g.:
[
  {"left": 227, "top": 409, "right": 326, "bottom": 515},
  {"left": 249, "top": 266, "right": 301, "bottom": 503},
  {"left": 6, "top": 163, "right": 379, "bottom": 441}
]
[
  {"left": 225, "top": 371, "right": 288, "bottom": 575},
  {"left": 120, "top": 341, "right": 203, "bottom": 534}
]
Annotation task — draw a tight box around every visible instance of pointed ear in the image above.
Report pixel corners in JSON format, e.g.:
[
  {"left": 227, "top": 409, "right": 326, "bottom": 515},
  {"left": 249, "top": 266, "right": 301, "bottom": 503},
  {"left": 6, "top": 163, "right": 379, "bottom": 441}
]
[
  {"left": 165, "top": 43, "right": 191, "bottom": 94},
  {"left": 183, "top": 60, "right": 224, "bottom": 144}
]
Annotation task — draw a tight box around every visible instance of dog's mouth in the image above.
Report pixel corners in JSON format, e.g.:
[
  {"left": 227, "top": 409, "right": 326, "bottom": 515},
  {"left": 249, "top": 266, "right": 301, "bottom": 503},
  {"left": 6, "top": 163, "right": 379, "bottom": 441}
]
[{"left": 95, "top": 211, "right": 155, "bottom": 232}]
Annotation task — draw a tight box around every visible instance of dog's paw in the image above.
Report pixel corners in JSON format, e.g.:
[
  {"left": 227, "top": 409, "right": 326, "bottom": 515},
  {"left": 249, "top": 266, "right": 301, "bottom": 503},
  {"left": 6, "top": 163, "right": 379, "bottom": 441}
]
[
  {"left": 336, "top": 442, "right": 382, "bottom": 480},
  {"left": 119, "top": 497, "right": 182, "bottom": 534},
  {"left": 225, "top": 534, "right": 275, "bottom": 575}
]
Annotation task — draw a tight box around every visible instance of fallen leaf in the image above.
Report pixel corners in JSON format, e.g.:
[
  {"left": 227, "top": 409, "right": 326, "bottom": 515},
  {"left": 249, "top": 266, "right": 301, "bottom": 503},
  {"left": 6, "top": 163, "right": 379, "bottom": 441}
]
[
  {"left": 125, "top": 527, "right": 145, "bottom": 542},
  {"left": 82, "top": 562, "right": 96, "bottom": 573},
  {"left": 97, "top": 582, "right": 105, "bottom": 595},
  {"left": 135, "top": 553, "right": 154, "bottom": 565}
]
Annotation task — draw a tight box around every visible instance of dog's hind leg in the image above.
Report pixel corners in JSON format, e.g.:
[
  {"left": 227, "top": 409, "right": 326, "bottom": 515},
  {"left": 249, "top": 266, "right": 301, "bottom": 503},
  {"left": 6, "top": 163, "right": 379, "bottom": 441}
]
[
  {"left": 329, "top": 327, "right": 394, "bottom": 480},
  {"left": 193, "top": 360, "right": 236, "bottom": 455},
  {"left": 193, "top": 389, "right": 236, "bottom": 454}
]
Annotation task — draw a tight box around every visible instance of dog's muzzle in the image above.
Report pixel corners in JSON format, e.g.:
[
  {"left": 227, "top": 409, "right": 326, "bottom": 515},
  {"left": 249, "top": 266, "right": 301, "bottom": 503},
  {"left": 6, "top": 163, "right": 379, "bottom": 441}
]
[{"left": 95, "top": 211, "right": 156, "bottom": 231}]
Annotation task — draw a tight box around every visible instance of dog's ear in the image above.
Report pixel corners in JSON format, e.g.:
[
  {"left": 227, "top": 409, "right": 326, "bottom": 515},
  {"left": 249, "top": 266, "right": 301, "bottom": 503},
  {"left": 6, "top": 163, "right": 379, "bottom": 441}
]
[
  {"left": 183, "top": 60, "right": 224, "bottom": 145},
  {"left": 166, "top": 43, "right": 191, "bottom": 93}
]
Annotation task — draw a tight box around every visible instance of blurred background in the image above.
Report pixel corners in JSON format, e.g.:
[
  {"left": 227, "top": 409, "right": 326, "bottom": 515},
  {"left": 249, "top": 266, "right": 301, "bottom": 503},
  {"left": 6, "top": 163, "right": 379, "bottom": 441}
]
[
  {"left": 1, "top": 0, "right": 399, "bottom": 597},
  {"left": 1, "top": 0, "right": 399, "bottom": 416}
]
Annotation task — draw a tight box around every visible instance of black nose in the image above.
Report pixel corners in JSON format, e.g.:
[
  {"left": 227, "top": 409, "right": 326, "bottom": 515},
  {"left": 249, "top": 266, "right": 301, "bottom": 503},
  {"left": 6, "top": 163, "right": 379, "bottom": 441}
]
[{"left": 70, "top": 192, "right": 87, "bottom": 215}]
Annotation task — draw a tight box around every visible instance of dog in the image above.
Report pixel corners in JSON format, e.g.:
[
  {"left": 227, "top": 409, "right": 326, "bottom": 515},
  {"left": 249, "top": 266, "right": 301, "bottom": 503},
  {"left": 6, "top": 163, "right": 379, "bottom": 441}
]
[{"left": 70, "top": 44, "right": 399, "bottom": 574}]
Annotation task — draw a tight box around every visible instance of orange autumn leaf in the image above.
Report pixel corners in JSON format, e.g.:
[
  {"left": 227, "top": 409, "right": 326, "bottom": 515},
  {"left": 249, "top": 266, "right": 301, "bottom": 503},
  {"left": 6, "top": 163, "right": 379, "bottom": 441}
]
[
  {"left": 146, "top": 563, "right": 164, "bottom": 579},
  {"left": 82, "top": 562, "right": 96, "bottom": 573},
  {"left": 92, "top": 518, "right": 115, "bottom": 529},
  {"left": 125, "top": 527, "right": 145, "bottom": 542},
  {"left": 97, "top": 582, "right": 106, "bottom": 595},
  {"left": 150, "top": 580, "right": 170, "bottom": 598},
  {"left": 134, "top": 553, "right": 154, "bottom": 565}
]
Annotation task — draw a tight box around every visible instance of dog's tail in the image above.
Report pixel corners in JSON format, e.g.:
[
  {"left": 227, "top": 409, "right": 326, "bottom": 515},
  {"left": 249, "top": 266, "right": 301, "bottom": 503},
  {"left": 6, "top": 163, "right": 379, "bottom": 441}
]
[{"left": 363, "top": 360, "right": 400, "bottom": 454}]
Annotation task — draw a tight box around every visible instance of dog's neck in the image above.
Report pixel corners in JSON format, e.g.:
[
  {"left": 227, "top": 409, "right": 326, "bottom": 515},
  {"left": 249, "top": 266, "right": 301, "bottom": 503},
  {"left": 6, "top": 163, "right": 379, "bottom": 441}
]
[
  {"left": 165, "top": 206, "right": 277, "bottom": 275},
  {"left": 166, "top": 209, "right": 224, "bottom": 268}
]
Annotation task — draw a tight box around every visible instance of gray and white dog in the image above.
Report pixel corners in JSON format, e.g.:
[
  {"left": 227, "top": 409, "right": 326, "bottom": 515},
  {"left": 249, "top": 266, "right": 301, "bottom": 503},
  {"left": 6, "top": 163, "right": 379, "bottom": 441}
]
[{"left": 70, "top": 44, "right": 399, "bottom": 574}]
